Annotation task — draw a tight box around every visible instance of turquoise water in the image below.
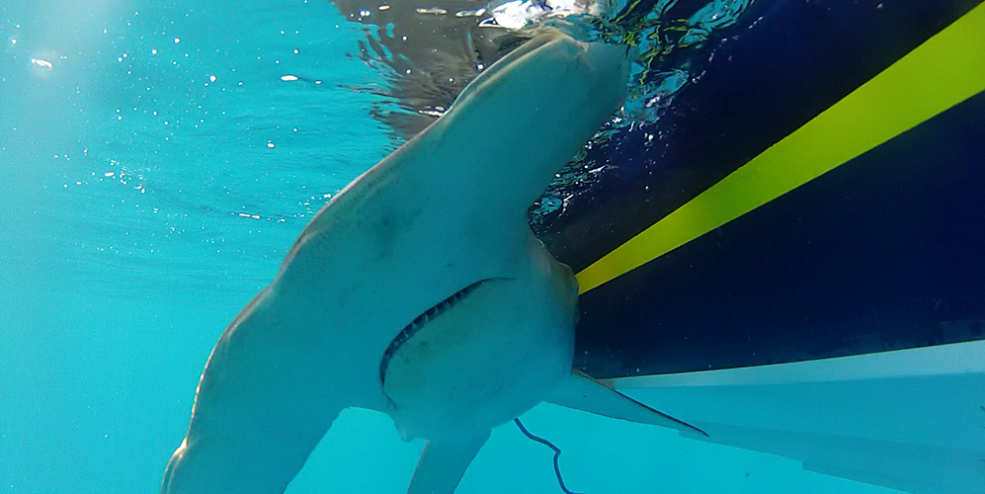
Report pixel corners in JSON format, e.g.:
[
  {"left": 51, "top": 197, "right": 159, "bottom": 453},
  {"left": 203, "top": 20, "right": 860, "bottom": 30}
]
[{"left": 0, "top": 1, "right": 909, "bottom": 493}]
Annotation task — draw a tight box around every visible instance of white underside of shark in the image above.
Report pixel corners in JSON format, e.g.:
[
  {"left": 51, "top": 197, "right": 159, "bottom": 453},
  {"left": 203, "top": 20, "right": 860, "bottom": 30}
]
[{"left": 162, "top": 25, "right": 706, "bottom": 494}]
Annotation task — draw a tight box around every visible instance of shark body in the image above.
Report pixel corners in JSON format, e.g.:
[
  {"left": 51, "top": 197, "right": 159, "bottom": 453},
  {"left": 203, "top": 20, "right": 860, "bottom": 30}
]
[{"left": 162, "top": 27, "right": 704, "bottom": 494}]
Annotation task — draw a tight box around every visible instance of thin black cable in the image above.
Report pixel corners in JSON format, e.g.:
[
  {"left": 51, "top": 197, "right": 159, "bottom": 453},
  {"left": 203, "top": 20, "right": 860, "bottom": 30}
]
[{"left": 514, "top": 418, "right": 584, "bottom": 494}]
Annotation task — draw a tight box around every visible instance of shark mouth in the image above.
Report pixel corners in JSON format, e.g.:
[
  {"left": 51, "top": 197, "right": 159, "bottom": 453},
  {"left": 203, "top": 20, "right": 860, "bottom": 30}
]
[{"left": 379, "top": 278, "right": 494, "bottom": 386}]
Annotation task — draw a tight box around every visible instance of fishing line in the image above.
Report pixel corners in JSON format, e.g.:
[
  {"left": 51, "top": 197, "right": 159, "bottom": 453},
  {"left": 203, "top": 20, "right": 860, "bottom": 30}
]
[{"left": 514, "top": 418, "right": 583, "bottom": 494}]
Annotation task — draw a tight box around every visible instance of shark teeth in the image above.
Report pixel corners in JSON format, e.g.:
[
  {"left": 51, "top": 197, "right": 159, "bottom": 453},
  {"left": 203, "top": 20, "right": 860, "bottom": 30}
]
[{"left": 379, "top": 278, "right": 492, "bottom": 385}]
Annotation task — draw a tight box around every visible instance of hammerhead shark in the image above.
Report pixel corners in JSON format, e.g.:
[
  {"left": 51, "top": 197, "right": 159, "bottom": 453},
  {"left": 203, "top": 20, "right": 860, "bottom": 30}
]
[{"left": 162, "top": 26, "right": 705, "bottom": 494}]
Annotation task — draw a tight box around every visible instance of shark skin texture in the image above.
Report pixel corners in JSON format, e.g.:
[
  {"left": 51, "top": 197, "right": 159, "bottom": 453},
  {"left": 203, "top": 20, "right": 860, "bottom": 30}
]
[{"left": 161, "top": 26, "right": 704, "bottom": 494}]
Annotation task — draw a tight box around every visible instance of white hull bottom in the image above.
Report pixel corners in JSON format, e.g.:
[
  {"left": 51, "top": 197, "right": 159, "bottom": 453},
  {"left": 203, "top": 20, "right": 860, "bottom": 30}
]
[{"left": 608, "top": 340, "right": 985, "bottom": 494}]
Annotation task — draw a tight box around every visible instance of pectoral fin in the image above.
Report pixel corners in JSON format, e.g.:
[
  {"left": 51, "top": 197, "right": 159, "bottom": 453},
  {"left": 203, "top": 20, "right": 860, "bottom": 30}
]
[
  {"left": 406, "top": 432, "right": 489, "bottom": 494},
  {"left": 545, "top": 369, "right": 708, "bottom": 437}
]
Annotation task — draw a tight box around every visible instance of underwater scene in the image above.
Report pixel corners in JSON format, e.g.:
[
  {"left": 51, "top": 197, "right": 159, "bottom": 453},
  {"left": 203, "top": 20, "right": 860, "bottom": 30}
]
[{"left": 2, "top": 0, "right": 983, "bottom": 493}]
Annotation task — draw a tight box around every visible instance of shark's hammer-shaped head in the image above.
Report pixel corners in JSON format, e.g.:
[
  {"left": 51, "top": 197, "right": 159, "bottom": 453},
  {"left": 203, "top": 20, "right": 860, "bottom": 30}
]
[
  {"left": 413, "top": 26, "right": 633, "bottom": 222},
  {"left": 452, "top": 25, "right": 632, "bottom": 129},
  {"left": 374, "top": 29, "right": 623, "bottom": 445},
  {"left": 160, "top": 25, "right": 668, "bottom": 494}
]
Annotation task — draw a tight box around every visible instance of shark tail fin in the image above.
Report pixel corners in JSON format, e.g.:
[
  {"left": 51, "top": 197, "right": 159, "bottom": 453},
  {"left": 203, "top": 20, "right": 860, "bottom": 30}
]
[
  {"left": 545, "top": 369, "right": 709, "bottom": 437},
  {"left": 406, "top": 432, "right": 489, "bottom": 494}
]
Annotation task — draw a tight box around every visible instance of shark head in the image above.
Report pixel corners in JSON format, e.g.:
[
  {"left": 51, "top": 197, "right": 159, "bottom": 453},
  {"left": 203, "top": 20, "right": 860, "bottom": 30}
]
[
  {"left": 420, "top": 26, "right": 633, "bottom": 221},
  {"left": 454, "top": 24, "right": 632, "bottom": 117},
  {"left": 161, "top": 26, "right": 703, "bottom": 494}
]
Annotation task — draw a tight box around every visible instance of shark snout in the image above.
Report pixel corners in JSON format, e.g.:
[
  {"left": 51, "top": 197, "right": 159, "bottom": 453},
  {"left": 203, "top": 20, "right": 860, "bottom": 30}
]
[{"left": 581, "top": 39, "right": 633, "bottom": 77}]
